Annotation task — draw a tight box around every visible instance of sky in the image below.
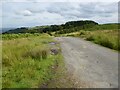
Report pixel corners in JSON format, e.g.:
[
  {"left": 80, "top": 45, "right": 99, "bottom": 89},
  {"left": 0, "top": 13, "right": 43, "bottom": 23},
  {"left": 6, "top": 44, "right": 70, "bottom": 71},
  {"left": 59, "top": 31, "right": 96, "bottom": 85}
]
[{"left": 0, "top": 0, "right": 119, "bottom": 28}]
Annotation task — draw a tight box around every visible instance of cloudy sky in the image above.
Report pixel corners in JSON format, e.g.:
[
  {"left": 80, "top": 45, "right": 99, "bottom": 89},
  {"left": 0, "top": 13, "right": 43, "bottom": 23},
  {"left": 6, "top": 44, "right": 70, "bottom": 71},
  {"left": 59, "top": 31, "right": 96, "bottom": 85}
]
[{"left": 1, "top": 0, "right": 119, "bottom": 28}]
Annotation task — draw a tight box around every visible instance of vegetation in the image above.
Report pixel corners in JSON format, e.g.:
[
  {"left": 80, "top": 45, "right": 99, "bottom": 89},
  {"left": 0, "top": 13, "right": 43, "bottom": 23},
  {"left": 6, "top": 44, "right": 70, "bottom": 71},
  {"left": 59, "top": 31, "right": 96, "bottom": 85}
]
[
  {"left": 3, "top": 20, "right": 98, "bottom": 34},
  {"left": 80, "top": 30, "right": 120, "bottom": 51},
  {"left": 2, "top": 33, "right": 40, "bottom": 40},
  {"left": 2, "top": 33, "right": 63, "bottom": 88},
  {"left": 54, "top": 23, "right": 118, "bottom": 35}
]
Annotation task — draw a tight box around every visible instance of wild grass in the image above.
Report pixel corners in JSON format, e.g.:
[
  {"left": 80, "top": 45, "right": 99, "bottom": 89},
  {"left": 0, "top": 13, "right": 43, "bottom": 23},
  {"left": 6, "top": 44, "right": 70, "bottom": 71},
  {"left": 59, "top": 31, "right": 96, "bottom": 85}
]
[
  {"left": 23, "top": 46, "right": 48, "bottom": 60},
  {"left": 79, "top": 30, "right": 120, "bottom": 51},
  {"left": 2, "top": 33, "right": 40, "bottom": 40},
  {"left": 2, "top": 33, "right": 62, "bottom": 88}
]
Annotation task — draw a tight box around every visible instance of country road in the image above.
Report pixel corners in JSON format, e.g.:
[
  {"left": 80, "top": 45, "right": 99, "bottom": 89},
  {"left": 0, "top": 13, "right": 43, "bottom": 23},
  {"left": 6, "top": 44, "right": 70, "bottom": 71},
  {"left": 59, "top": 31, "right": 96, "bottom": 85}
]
[{"left": 55, "top": 37, "right": 118, "bottom": 88}]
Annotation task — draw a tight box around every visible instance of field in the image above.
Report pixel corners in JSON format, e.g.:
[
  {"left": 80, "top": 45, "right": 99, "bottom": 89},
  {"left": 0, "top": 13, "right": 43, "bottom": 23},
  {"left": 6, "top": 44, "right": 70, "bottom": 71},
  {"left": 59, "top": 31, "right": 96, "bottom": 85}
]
[{"left": 2, "top": 33, "right": 63, "bottom": 88}]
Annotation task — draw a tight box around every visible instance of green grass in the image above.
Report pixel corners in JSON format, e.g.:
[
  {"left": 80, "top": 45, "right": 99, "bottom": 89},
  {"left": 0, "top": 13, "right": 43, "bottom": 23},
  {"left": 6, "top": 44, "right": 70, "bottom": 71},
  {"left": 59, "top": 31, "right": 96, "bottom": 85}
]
[
  {"left": 84, "top": 24, "right": 118, "bottom": 31},
  {"left": 2, "top": 33, "right": 62, "bottom": 88},
  {"left": 2, "top": 33, "right": 40, "bottom": 40},
  {"left": 79, "top": 30, "right": 120, "bottom": 51}
]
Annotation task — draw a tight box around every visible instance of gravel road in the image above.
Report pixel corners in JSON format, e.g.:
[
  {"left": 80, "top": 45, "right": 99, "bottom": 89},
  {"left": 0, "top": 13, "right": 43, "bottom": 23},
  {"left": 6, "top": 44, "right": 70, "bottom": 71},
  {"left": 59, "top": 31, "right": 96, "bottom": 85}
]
[{"left": 55, "top": 37, "right": 118, "bottom": 88}]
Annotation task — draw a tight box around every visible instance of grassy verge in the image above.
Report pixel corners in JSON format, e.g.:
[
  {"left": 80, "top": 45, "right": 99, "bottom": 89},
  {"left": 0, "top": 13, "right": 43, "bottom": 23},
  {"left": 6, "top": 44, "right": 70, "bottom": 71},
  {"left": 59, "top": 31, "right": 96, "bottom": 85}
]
[
  {"left": 45, "top": 54, "right": 77, "bottom": 88},
  {"left": 2, "top": 33, "right": 63, "bottom": 88},
  {"left": 79, "top": 30, "right": 120, "bottom": 51}
]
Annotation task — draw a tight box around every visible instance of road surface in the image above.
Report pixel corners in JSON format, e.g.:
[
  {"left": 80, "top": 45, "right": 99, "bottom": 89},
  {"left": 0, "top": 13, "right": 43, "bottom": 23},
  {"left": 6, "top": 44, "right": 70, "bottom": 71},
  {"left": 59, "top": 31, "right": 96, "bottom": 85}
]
[{"left": 55, "top": 37, "right": 118, "bottom": 88}]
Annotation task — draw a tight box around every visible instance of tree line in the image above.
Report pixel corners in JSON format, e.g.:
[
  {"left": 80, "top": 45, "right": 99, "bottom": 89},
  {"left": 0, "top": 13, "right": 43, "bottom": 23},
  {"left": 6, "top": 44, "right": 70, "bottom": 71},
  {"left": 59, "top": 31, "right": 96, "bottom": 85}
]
[{"left": 3, "top": 20, "right": 98, "bottom": 34}]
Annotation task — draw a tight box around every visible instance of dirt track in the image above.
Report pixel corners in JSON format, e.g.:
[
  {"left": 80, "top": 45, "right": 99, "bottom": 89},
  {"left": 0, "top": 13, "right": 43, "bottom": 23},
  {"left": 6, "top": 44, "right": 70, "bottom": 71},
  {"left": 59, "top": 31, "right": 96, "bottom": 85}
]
[{"left": 55, "top": 37, "right": 118, "bottom": 88}]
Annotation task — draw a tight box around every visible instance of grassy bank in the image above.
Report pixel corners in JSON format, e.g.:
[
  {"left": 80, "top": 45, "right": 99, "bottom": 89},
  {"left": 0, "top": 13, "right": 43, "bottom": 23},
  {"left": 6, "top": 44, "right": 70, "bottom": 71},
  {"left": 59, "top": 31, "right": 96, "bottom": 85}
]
[
  {"left": 2, "top": 33, "right": 63, "bottom": 88},
  {"left": 79, "top": 30, "right": 119, "bottom": 51}
]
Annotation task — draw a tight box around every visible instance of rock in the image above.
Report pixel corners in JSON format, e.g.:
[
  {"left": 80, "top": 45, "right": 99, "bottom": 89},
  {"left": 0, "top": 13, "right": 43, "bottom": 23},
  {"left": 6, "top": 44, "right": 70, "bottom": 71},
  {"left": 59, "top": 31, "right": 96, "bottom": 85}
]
[
  {"left": 49, "top": 42, "right": 56, "bottom": 45},
  {"left": 50, "top": 48, "right": 59, "bottom": 55}
]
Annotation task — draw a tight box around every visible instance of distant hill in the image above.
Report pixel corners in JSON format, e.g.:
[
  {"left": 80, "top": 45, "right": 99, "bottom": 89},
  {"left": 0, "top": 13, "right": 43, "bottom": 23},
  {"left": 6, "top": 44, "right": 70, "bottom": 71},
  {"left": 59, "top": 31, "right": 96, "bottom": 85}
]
[
  {"left": 1, "top": 28, "right": 16, "bottom": 33},
  {"left": 3, "top": 27, "right": 29, "bottom": 34},
  {"left": 2, "top": 20, "right": 118, "bottom": 34}
]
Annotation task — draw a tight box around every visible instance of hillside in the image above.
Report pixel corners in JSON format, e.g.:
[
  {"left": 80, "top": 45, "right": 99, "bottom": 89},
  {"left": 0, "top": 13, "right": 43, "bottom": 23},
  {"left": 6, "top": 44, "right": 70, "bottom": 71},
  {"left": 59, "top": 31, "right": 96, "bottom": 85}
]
[{"left": 3, "top": 20, "right": 98, "bottom": 34}]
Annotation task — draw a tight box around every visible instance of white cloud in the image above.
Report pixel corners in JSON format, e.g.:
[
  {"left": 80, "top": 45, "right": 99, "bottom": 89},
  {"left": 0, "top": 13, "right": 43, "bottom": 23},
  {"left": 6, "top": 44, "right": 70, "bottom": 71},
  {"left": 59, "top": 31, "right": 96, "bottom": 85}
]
[
  {"left": 46, "top": 2, "right": 117, "bottom": 20},
  {"left": 16, "top": 10, "right": 33, "bottom": 16}
]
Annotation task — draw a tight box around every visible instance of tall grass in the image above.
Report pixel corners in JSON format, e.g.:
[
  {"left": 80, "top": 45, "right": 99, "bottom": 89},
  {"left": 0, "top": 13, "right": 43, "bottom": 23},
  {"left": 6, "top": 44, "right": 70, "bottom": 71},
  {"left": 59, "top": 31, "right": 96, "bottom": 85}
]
[
  {"left": 23, "top": 46, "right": 48, "bottom": 60},
  {"left": 2, "top": 33, "right": 41, "bottom": 40},
  {"left": 2, "top": 33, "right": 61, "bottom": 88},
  {"left": 80, "top": 30, "right": 120, "bottom": 51}
]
